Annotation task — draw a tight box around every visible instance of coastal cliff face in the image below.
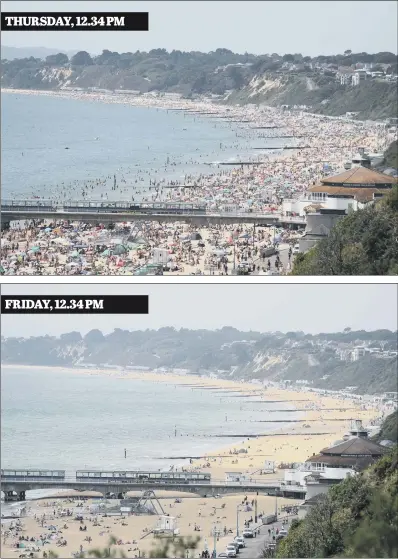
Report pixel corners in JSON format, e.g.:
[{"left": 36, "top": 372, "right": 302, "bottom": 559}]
[
  {"left": 2, "top": 328, "right": 397, "bottom": 394},
  {"left": 2, "top": 49, "right": 397, "bottom": 120}
]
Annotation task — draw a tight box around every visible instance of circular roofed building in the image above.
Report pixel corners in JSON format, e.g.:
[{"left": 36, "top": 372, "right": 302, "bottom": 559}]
[{"left": 305, "top": 432, "right": 388, "bottom": 472}]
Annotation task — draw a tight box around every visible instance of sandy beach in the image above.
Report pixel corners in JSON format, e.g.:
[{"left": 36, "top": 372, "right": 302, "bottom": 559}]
[
  {"left": 1, "top": 365, "right": 381, "bottom": 558},
  {"left": 1, "top": 88, "right": 396, "bottom": 276}
]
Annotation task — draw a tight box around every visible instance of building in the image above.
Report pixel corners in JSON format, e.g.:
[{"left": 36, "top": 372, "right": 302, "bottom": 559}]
[
  {"left": 283, "top": 148, "right": 396, "bottom": 218},
  {"left": 283, "top": 148, "right": 397, "bottom": 251},
  {"left": 297, "top": 163, "right": 396, "bottom": 251},
  {"left": 306, "top": 421, "right": 387, "bottom": 471},
  {"left": 340, "top": 74, "right": 351, "bottom": 85},
  {"left": 351, "top": 347, "right": 367, "bottom": 361},
  {"left": 307, "top": 165, "right": 396, "bottom": 208},
  {"left": 352, "top": 69, "right": 368, "bottom": 86},
  {"left": 280, "top": 421, "right": 387, "bottom": 501}
]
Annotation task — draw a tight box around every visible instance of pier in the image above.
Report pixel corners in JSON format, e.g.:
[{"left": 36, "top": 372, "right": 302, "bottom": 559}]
[
  {"left": 1, "top": 478, "right": 290, "bottom": 501},
  {"left": 1, "top": 200, "right": 306, "bottom": 229}
]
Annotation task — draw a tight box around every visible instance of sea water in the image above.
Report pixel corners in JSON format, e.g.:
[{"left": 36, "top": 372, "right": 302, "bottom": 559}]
[
  {"left": 1, "top": 366, "right": 300, "bottom": 473},
  {"left": 1, "top": 93, "right": 279, "bottom": 201}
]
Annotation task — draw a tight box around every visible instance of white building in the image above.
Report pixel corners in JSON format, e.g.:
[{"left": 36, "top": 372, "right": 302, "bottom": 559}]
[
  {"left": 280, "top": 421, "right": 387, "bottom": 500},
  {"left": 281, "top": 462, "right": 355, "bottom": 498},
  {"left": 340, "top": 73, "right": 352, "bottom": 85},
  {"left": 351, "top": 347, "right": 367, "bottom": 361}
]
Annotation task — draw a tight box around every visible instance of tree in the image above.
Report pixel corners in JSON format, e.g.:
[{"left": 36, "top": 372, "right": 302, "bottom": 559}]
[
  {"left": 45, "top": 535, "right": 200, "bottom": 558},
  {"left": 227, "top": 66, "right": 246, "bottom": 89},
  {"left": 282, "top": 54, "right": 295, "bottom": 62},
  {"left": 374, "top": 52, "right": 397, "bottom": 64},
  {"left": 291, "top": 201, "right": 398, "bottom": 276},
  {"left": 344, "top": 490, "right": 398, "bottom": 558},
  {"left": 70, "top": 51, "right": 93, "bottom": 66},
  {"left": 344, "top": 50, "right": 352, "bottom": 56},
  {"left": 45, "top": 52, "right": 69, "bottom": 66}
]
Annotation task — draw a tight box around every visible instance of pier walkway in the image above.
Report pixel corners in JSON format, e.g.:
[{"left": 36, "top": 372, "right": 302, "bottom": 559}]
[
  {"left": 1, "top": 478, "right": 304, "bottom": 501},
  {"left": 1, "top": 200, "right": 306, "bottom": 228}
]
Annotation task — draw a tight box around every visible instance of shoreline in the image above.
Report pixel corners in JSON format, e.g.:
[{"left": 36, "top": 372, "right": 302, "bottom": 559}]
[
  {"left": 2, "top": 87, "right": 394, "bottom": 276},
  {"left": 1, "top": 363, "right": 382, "bottom": 558},
  {"left": 2, "top": 362, "right": 380, "bottom": 464}
]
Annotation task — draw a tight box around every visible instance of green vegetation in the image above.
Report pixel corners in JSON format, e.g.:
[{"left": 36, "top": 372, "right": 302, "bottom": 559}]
[
  {"left": 373, "top": 410, "right": 398, "bottom": 444},
  {"left": 292, "top": 186, "right": 398, "bottom": 275},
  {"left": 276, "top": 446, "right": 398, "bottom": 558},
  {"left": 2, "top": 327, "right": 397, "bottom": 394},
  {"left": 45, "top": 535, "right": 200, "bottom": 558},
  {"left": 314, "top": 80, "right": 398, "bottom": 121},
  {"left": 2, "top": 49, "right": 397, "bottom": 120},
  {"left": 382, "top": 140, "right": 398, "bottom": 169}
]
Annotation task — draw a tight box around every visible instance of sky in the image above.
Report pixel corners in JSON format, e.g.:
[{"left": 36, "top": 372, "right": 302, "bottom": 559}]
[
  {"left": 1, "top": 1, "right": 397, "bottom": 56},
  {"left": 1, "top": 284, "right": 397, "bottom": 338}
]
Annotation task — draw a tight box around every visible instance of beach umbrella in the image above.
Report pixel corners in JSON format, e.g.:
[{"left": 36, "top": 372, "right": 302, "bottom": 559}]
[
  {"left": 70, "top": 250, "right": 80, "bottom": 258},
  {"left": 239, "top": 233, "right": 250, "bottom": 239},
  {"left": 101, "top": 249, "right": 112, "bottom": 256},
  {"left": 45, "top": 227, "right": 52, "bottom": 232},
  {"left": 29, "top": 246, "right": 40, "bottom": 252}
]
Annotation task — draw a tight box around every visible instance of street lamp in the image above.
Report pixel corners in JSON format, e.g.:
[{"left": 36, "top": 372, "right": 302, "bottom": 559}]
[
  {"left": 212, "top": 521, "right": 221, "bottom": 558},
  {"left": 236, "top": 504, "right": 244, "bottom": 537}
]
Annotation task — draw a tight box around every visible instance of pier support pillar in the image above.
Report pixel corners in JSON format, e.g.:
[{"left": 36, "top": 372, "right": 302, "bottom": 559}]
[
  {"left": 5, "top": 491, "right": 15, "bottom": 502},
  {"left": 18, "top": 491, "right": 26, "bottom": 501}
]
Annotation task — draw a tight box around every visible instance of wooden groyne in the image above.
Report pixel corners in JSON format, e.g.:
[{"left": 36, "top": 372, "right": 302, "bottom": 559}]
[
  {"left": 152, "top": 454, "right": 273, "bottom": 459},
  {"left": 218, "top": 161, "right": 262, "bottom": 166},
  {"left": 251, "top": 126, "right": 282, "bottom": 129},
  {"left": 257, "top": 135, "right": 307, "bottom": 139},
  {"left": 253, "top": 146, "right": 310, "bottom": 150},
  {"left": 183, "top": 432, "right": 333, "bottom": 438}
]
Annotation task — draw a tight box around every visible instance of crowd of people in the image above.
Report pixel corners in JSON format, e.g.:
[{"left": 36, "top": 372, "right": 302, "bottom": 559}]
[{"left": 1, "top": 95, "right": 395, "bottom": 276}]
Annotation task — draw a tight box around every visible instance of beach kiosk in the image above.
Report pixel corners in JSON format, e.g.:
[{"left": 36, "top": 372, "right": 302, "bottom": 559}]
[{"left": 152, "top": 515, "right": 179, "bottom": 537}]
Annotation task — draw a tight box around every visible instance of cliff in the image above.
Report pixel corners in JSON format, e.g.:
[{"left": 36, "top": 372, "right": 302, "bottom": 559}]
[
  {"left": 2, "top": 328, "right": 397, "bottom": 395},
  {"left": 2, "top": 49, "right": 397, "bottom": 121}
]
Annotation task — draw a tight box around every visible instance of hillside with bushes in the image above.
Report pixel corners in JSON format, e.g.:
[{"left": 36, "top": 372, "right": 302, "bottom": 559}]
[
  {"left": 276, "top": 427, "right": 397, "bottom": 558},
  {"left": 2, "top": 328, "right": 397, "bottom": 395},
  {"left": 292, "top": 186, "right": 398, "bottom": 276},
  {"left": 2, "top": 49, "right": 397, "bottom": 120},
  {"left": 373, "top": 410, "right": 398, "bottom": 444}
]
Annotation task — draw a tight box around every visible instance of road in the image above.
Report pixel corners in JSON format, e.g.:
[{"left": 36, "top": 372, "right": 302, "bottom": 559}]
[{"left": 234, "top": 514, "right": 297, "bottom": 558}]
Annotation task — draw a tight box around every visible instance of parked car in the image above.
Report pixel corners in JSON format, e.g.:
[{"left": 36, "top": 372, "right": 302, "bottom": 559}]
[
  {"left": 243, "top": 529, "right": 254, "bottom": 538},
  {"left": 279, "top": 529, "right": 288, "bottom": 537},
  {"left": 293, "top": 243, "right": 300, "bottom": 254},
  {"left": 234, "top": 536, "right": 245, "bottom": 548},
  {"left": 225, "top": 545, "right": 237, "bottom": 558},
  {"left": 261, "top": 246, "right": 278, "bottom": 257},
  {"left": 228, "top": 542, "right": 240, "bottom": 553}
]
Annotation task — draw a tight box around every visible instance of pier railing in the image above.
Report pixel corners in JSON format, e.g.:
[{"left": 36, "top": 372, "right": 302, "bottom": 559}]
[{"left": 1, "top": 476, "right": 281, "bottom": 486}]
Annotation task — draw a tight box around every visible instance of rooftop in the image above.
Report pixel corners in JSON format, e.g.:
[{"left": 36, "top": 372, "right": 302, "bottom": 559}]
[
  {"left": 320, "top": 167, "right": 397, "bottom": 187},
  {"left": 319, "top": 437, "right": 387, "bottom": 457},
  {"left": 308, "top": 185, "right": 389, "bottom": 202}
]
